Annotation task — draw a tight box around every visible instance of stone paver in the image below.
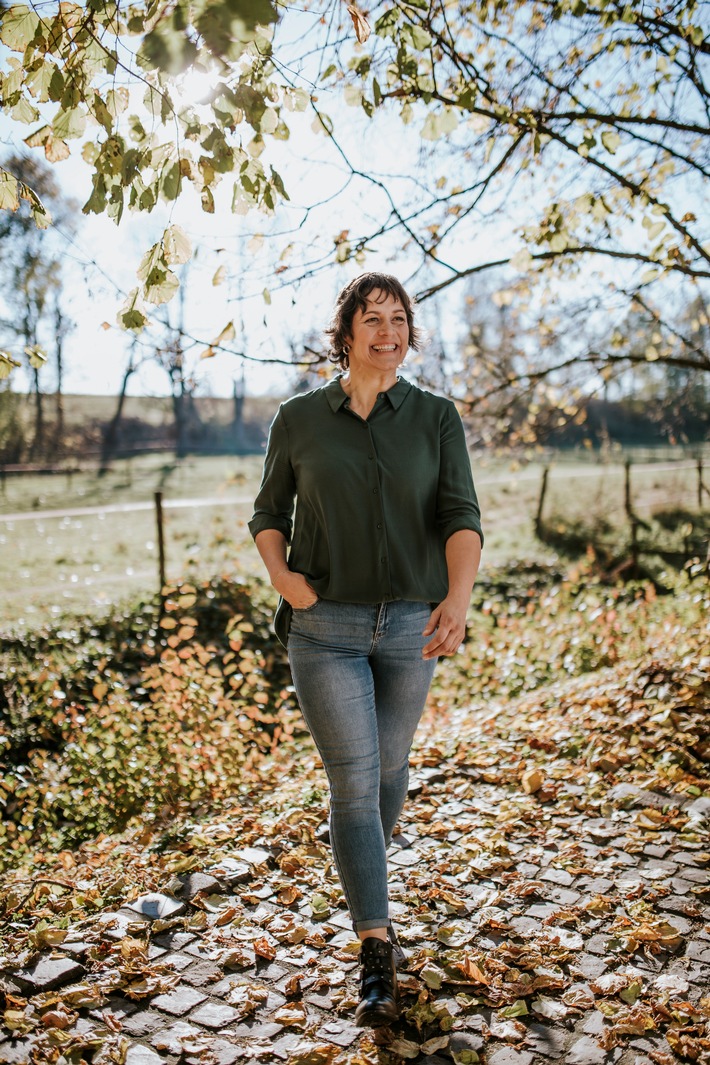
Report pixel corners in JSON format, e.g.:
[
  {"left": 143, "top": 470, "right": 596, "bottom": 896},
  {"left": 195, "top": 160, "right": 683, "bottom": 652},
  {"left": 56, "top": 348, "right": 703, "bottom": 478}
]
[
  {"left": 0, "top": 1039, "right": 35, "bottom": 1064},
  {"left": 14, "top": 954, "right": 85, "bottom": 992},
  {"left": 151, "top": 986, "right": 208, "bottom": 1016},
  {"left": 151, "top": 1020, "right": 202, "bottom": 1054},
  {"left": 2, "top": 711, "right": 708, "bottom": 1065},
  {"left": 125, "top": 1045, "right": 164, "bottom": 1065},
  {"left": 120, "top": 1009, "right": 167, "bottom": 1037},
  {"left": 314, "top": 1018, "right": 360, "bottom": 1047},
  {"left": 124, "top": 893, "right": 187, "bottom": 921},
  {"left": 171, "top": 872, "right": 224, "bottom": 899},
  {"left": 190, "top": 1001, "right": 242, "bottom": 1028},
  {"left": 487, "top": 1049, "right": 534, "bottom": 1065},
  {"left": 525, "top": 1022, "right": 568, "bottom": 1057},
  {"left": 567, "top": 1035, "right": 610, "bottom": 1064}
]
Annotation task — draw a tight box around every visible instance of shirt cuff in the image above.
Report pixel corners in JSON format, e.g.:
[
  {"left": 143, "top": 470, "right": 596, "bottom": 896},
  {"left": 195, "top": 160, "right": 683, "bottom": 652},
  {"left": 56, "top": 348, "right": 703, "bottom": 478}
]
[{"left": 248, "top": 514, "right": 292, "bottom": 543}]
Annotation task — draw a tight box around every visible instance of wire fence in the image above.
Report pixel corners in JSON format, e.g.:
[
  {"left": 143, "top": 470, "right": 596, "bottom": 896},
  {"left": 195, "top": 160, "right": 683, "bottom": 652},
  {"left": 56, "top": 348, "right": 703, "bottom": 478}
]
[
  {"left": 1, "top": 451, "right": 708, "bottom": 628},
  {"left": 534, "top": 456, "right": 709, "bottom": 575}
]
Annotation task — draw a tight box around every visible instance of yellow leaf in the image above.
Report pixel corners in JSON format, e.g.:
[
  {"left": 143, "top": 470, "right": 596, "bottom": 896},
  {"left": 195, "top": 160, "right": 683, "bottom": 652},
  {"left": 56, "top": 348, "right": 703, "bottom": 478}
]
[{"left": 521, "top": 768, "right": 544, "bottom": 794}]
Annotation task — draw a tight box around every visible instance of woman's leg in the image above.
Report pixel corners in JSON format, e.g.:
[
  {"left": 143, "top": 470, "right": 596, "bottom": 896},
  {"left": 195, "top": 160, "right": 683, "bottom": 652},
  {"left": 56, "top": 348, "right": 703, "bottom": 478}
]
[
  {"left": 287, "top": 600, "right": 391, "bottom": 933},
  {"left": 369, "top": 600, "right": 438, "bottom": 847}
]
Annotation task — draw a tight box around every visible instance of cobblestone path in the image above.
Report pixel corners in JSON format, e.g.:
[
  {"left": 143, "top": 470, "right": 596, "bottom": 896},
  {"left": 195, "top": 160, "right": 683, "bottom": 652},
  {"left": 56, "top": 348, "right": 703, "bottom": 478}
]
[{"left": 2, "top": 666, "right": 709, "bottom": 1065}]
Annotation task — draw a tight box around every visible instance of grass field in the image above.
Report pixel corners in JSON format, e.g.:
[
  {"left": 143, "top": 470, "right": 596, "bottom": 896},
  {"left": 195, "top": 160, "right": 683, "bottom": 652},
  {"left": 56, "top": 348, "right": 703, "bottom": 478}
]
[{"left": 0, "top": 447, "right": 706, "bottom": 628}]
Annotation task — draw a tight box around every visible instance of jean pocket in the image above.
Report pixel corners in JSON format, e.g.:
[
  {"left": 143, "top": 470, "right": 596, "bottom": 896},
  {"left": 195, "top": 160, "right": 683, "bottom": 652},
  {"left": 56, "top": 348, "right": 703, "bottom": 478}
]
[{"left": 293, "top": 598, "right": 320, "bottom": 614}]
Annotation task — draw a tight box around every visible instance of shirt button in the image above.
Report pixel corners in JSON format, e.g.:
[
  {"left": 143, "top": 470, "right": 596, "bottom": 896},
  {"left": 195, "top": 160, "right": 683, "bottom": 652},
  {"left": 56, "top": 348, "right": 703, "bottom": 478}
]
[
  {"left": 373, "top": 488, "right": 378, "bottom": 494},
  {"left": 381, "top": 557, "right": 387, "bottom": 563},
  {"left": 378, "top": 392, "right": 384, "bottom": 398},
  {"left": 377, "top": 523, "right": 382, "bottom": 529},
  {"left": 368, "top": 454, "right": 374, "bottom": 459}
]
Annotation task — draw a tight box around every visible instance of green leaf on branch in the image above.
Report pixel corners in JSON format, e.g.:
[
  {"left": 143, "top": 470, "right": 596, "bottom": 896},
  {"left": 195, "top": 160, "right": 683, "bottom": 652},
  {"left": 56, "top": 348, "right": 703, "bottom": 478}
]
[
  {"left": 163, "top": 224, "right": 192, "bottom": 265},
  {"left": 144, "top": 267, "right": 180, "bottom": 305},
  {"left": 0, "top": 5, "right": 41, "bottom": 51},
  {"left": 24, "top": 345, "right": 47, "bottom": 369},
  {"left": 374, "top": 8, "right": 401, "bottom": 38},
  {"left": 138, "top": 1, "right": 198, "bottom": 75},
  {"left": 18, "top": 181, "right": 51, "bottom": 228},
  {"left": 0, "top": 169, "right": 19, "bottom": 212},
  {"left": 106, "top": 87, "right": 129, "bottom": 118},
  {"left": 421, "top": 109, "right": 458, "bottom": 140},
  {"left": 24, "top": 59, "right": 62, "bottom": 103},
  {"left": 136, "top": 242, "right": 164, "bottom": 283},
  {"left": 53, "top": 106, "right": 87, "bottom": 139},
  {"left": 0, "top": 351, "right": 22, "bottom": 380},
  {"left": 161, "top": 161, "right": 182, "bottom": 201},
  {"left": 118, "top": 287, "right": 148, "bottom": 331},
  {"left": 402, "top": 22, "right": 432, "bottom": 49},
  {"left": 194, "top": 0, "right": 277, "bottom": 62},
  {"left": 10, "top": 95, "right": 39, "bottom": 124}
]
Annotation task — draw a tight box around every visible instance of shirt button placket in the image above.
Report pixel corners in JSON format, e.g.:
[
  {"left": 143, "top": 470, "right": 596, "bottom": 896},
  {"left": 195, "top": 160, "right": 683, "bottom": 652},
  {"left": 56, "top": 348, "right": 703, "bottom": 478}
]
[{"left": 368, "top": 426, "right": 391, "bottom": 593}]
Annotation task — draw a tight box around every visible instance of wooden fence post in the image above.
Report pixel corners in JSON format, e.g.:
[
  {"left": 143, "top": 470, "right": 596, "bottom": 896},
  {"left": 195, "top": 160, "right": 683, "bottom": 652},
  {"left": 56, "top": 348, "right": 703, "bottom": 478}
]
[
  {"left": 155, "top": 490, "right": 166, "bottom": 593},
  {"left": 698, "top": 458, "right": 707, "bottom": 510},
  {"left": 535, "top": 466, "right": 549, "bottom": 538},
  {"left": 624, "top": 458, "right": 632, "bottom": 518},
  {"left": 631, "top": 518, "right": 639, "bottom": 572}
]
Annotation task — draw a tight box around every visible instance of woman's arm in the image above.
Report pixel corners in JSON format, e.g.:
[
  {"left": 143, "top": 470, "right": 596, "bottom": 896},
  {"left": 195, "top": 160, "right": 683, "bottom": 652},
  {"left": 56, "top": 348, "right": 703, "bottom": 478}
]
[
  {"left": 254, "top": 529, "right": 318, "bottom": 610},
  {"left": 422, "top": 528, "right": 482, "bottom": 659}
]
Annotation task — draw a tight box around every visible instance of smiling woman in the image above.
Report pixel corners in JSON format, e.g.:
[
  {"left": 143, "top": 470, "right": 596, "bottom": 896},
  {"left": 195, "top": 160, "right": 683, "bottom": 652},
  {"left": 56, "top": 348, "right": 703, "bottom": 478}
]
[{"left": 249, "top": 271, "right": 485, "bottom": 1029}]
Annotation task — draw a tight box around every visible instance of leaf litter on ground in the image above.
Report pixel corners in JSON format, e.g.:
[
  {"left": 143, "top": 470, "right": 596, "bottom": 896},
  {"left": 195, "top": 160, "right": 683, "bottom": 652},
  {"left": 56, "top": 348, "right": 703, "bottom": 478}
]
[{"left": 1, "top": 560, "right": 709, "bottom": 1063}]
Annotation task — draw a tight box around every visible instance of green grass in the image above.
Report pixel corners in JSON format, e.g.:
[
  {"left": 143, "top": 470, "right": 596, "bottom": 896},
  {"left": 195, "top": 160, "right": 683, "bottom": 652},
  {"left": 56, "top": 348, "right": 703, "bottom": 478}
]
[{"left": 0, "top": 448, "right": 705, "bottom": 629}]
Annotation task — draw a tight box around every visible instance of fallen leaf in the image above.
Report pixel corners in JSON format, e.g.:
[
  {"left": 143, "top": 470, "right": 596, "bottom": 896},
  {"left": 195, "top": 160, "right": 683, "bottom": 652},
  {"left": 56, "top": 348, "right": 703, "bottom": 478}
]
[{"left": 521, "top": 768, "right": 544, "bottom": 794}]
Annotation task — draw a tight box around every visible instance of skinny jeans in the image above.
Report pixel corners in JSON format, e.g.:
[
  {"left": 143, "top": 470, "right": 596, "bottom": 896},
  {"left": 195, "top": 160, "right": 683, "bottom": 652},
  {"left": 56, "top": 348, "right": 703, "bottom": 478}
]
[{"left": 287, "top": 598, "right": 438, "bottom": 932}]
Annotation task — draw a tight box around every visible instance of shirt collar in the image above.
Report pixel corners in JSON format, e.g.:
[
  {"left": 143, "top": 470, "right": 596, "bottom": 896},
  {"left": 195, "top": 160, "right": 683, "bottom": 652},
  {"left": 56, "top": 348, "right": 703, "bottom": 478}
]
[{"left": 324, "top": 375, "right": 412, "bottom": 413}]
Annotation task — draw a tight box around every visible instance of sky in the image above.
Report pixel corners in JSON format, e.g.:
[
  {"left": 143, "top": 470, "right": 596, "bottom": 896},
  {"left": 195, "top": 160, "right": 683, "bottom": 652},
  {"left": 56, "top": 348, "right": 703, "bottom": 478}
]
[
  {"left": 0, "top": 9, "right": 491, "bottom": 400},
  {"left": 1, "top": 4, "right": 706, "bottom": 403}
]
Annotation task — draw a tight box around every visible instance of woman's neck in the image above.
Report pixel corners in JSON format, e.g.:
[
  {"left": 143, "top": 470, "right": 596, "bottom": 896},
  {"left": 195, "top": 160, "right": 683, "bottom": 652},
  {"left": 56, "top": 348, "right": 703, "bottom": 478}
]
[{"left": 340, "top": 370, "right": 398, "bottom": 419}]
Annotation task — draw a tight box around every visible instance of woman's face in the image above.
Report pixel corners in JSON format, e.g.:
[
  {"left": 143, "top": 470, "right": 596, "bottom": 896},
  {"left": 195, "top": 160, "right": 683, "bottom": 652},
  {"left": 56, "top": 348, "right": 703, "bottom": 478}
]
[{"left": 345, "top": 290, "right": 409, "bottom": 376}]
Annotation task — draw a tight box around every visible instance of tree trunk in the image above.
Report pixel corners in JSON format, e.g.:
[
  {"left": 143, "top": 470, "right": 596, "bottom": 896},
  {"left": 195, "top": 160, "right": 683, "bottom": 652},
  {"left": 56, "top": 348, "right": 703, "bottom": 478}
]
[
  {"left": 232, "top": 370, "right": 245, "bottom": 449},
  {"left": 100, "top": 350, "right": 136, "bottom": 474},
  {"left": 54, "top": 300, "right": 65, "bottom": 454},
  {"left": 29, "top": 365, "right": 45, "bottom": 461},
  {"left": 171, "top": 372, "right": 188, "bottom": 459}
]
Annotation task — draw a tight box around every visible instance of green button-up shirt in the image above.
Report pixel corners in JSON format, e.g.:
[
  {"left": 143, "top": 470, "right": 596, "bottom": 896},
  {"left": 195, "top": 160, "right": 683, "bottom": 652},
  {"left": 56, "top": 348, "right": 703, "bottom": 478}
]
[{"left": 249, "top": 375, "right": 484, "bottom": 646}]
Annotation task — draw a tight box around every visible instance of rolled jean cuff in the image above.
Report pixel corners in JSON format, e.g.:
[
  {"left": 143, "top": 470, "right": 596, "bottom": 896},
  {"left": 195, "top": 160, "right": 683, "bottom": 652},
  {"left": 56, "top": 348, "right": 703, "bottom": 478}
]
[{"left": 354, "top": 917, "right": 390, "bottom": 932}]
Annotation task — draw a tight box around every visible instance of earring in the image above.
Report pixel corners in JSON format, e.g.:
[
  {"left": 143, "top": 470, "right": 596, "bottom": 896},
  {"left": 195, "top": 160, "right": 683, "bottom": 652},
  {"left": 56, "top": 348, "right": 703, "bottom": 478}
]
[{"left": 343, "top": 344, "right": 350, "bottom": 355}]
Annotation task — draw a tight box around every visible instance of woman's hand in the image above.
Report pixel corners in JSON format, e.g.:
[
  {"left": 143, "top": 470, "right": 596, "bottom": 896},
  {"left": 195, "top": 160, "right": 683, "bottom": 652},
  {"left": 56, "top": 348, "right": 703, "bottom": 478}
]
[
  {"left": 272, "top": 569, "right": 319, "bottom": 610},
  {"left": 422, "top": 596, "right": 468, "bottom": 659}
]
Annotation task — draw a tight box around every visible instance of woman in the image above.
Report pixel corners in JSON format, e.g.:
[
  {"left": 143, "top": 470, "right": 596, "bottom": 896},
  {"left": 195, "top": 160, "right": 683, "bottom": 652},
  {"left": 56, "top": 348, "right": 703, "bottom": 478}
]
[{"left": 249, "top": 272, "right": 484, "bottom": 1028}]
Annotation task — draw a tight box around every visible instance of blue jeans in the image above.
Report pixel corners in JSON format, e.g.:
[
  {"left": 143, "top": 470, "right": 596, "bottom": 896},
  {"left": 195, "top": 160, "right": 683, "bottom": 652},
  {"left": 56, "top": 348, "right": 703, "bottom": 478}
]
[{"left": 287, "top": 599, "right": 438, "bottom": 932}]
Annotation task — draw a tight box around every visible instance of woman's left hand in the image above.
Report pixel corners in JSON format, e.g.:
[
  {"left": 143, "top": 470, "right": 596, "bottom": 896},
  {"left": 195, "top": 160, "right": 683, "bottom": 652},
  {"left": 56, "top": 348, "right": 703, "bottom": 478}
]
[{"left": 422, "top": 597, "right": 468, "bottom": 659}]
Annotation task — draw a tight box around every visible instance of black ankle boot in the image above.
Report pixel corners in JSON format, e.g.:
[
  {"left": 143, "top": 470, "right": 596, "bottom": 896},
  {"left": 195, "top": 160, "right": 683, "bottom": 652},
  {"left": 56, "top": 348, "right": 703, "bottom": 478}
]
[
  {"left": 354, "top": 936, "right": 399, "bottom": 1028},
  {"left": 387, "top": 922, "right": 409, "bottom": 970}
]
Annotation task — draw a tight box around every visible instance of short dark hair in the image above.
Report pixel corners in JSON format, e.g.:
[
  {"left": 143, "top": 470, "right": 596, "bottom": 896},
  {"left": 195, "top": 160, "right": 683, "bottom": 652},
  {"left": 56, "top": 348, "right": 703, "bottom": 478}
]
[{"left": 325, "top": 272, "right": 422, "bottom": 370}]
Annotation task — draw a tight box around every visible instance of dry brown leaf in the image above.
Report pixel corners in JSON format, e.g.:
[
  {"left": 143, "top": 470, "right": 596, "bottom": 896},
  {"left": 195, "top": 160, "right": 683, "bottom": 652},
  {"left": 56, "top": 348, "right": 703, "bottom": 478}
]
[
  {"left": 277, "top": 884, "right": 302, "bottom": 905},
  {"left": 41, "top": 1007, "right": 77, "bottom": 1029},
  {"left": 458, "top": 956, "right": 490, "bottom": 984},
  {"left": 253, "top": 935, "right": 277, "bottom": 960},
  {"left": 283, "top": 973, "right": 303, "bottom": 998},
  {"left": 521, "top": 768, "right": 544, "bottom": 794},
  {"left": 346, "top": 3, "right": 371, "bottom": 43},
  {"left": 273, "top": 1002, "right": 308, "bottom": 1028}
]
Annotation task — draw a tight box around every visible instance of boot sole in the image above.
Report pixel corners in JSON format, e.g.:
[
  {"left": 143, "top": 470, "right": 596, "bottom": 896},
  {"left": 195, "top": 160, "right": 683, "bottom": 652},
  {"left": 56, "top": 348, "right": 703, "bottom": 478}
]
[{"left": 354, "top": 1005, "right": 400, "bottom": 1028}]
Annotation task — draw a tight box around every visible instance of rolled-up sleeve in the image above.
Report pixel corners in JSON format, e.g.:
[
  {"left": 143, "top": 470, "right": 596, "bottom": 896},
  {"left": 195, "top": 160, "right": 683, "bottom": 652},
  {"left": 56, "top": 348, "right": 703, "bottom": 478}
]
[
  {"left": 436, "top": 401, "right": 484, "bottom": 548},
  {"left": 248, "top": 408, "right": 296, "bottom": 543}
]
